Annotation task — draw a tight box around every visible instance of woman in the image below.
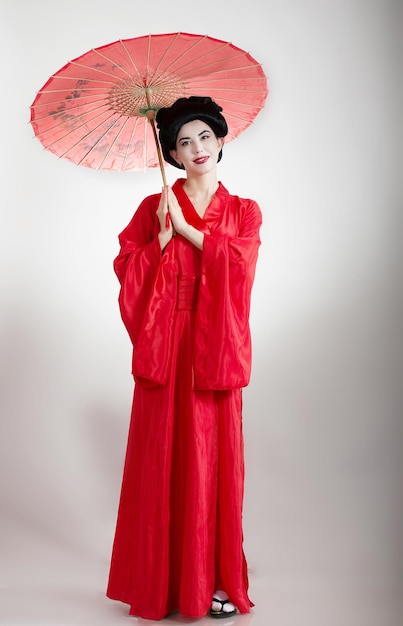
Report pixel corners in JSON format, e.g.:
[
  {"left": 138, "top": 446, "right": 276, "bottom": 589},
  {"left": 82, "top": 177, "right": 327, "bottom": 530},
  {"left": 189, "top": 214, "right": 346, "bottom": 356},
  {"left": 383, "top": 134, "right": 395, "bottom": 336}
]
[{"left": 106, "top": 96, "right": 262, "bottom": 620}]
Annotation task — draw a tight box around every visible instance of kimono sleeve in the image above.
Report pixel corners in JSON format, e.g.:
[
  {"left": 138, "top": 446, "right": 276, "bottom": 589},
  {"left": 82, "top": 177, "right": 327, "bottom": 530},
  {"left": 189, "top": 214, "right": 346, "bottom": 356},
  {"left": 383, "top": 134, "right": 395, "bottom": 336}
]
[
  {"left": 194, "top": 198, "right": 262, "bottom": 389},
  {"left": 113, "top": 196, "right": 177, "bottom": 384}
]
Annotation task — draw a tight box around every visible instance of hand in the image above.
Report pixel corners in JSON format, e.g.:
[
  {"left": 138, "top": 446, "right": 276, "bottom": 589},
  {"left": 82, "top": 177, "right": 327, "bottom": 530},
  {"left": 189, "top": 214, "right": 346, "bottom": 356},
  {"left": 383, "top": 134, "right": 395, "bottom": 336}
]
[
  {"left": 156, "top": 186, "right": 173, "bottom": 248},
  {"left": 157, "top": 186, "right": 204, "bottom": 251},
  {"left": 165, "top": 186, "right": 188, "bottom": 235}
]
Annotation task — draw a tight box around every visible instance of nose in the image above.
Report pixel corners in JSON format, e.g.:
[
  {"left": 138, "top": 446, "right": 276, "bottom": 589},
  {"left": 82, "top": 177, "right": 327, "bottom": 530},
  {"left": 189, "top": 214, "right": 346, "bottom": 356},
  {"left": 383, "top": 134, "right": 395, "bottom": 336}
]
[{"left": 193, "top": 139, "right": 203, "bottom": 153}]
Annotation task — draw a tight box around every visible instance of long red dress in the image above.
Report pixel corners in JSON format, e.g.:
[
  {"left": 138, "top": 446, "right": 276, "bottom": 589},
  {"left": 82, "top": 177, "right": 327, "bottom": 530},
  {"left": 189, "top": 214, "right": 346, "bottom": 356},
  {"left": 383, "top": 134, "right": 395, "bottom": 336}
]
[{"left": 106, "top": 179, "right": 262, "bottom": 620}]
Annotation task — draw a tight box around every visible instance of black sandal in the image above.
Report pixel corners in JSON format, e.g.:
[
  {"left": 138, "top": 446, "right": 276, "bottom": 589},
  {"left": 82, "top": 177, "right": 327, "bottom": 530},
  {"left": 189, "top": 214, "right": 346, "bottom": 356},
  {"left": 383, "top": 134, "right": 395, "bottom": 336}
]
[{"left": 209, "top": 597, "right": 237, "bottom": 619}]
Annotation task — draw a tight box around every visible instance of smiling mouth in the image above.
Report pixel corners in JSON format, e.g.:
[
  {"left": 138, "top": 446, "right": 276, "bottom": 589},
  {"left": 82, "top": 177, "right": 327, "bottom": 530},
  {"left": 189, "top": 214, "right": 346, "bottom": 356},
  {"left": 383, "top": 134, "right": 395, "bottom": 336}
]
[{"left": 194, "top": 156, "right": 209, "bottom": 164}]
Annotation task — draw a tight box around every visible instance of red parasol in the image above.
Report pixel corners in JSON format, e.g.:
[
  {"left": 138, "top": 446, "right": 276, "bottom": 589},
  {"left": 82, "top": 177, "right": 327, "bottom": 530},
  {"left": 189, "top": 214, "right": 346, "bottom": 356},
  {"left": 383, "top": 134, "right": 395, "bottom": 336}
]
[{"left": 30, "top": 32, "right": 268, "bottom": 185}]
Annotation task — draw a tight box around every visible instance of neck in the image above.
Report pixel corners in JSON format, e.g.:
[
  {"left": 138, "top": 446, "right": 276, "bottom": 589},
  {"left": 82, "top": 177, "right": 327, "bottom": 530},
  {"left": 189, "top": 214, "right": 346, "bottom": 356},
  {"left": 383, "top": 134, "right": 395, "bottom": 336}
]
[{"left": 182, "top": 172, "right": 219, "bottom": 199}]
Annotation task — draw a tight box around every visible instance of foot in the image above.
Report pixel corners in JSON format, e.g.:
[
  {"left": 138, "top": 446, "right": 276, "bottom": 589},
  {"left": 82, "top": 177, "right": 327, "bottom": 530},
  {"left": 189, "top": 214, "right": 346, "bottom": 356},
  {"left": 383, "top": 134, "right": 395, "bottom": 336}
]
[{"left": 210, "top": 590, "right": 237, "bottom": 619}]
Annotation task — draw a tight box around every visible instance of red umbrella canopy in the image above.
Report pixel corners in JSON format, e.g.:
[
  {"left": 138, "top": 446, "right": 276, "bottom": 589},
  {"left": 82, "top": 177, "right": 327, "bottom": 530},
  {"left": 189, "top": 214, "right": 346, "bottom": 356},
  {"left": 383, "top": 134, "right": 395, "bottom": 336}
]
[{"left": 30, "top": 32, "right": 268, "bottom": 172}]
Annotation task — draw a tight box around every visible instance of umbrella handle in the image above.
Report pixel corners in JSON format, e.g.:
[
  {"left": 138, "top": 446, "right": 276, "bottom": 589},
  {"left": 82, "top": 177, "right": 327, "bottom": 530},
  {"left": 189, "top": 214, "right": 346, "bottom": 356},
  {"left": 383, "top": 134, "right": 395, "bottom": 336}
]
[
  {"left": 146, "top": 110, "right": 168, "bottom": 188},
  {"left": 146, "top": 110, "right": 175, "bottom": 233}
]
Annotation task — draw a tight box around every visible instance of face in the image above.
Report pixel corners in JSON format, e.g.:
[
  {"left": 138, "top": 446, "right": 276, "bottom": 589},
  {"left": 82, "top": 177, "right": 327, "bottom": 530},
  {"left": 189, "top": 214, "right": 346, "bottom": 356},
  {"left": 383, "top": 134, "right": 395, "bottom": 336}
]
[{"left": 170, "top": 119, "right": 224, "bottom": 174}]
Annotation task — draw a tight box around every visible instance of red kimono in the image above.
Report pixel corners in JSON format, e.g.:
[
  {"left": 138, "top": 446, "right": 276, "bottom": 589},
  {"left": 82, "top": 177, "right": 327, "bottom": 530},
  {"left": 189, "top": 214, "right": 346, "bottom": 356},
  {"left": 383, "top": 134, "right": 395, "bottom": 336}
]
[{"left": 106, "top": 179, "right": 262, "bottom": 620}]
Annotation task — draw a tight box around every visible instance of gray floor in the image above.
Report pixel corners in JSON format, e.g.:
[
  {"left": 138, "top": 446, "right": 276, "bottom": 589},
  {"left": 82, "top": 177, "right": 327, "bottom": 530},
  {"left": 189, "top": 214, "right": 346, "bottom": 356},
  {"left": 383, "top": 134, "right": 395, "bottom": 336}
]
[{"left": 2, "top": 527, "right": 402, "bottom": 626}]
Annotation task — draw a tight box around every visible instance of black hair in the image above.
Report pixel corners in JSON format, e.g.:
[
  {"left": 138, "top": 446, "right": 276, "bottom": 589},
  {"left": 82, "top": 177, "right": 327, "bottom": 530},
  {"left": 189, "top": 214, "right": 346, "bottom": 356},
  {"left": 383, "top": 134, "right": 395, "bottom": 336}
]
[{"left": 156, "top": 96, "right": 228, "bottom": 169}]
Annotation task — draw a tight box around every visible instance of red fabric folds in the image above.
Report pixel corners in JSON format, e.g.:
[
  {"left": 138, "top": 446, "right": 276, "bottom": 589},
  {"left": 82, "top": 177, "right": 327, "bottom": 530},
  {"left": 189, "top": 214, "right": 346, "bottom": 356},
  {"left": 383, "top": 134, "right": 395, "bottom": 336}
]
[
  {"left": 107, "top": 179, "right": 262, "bottom": 619},
  {"left": 114, "top": 179, "right": 261, "bottom": 389}
]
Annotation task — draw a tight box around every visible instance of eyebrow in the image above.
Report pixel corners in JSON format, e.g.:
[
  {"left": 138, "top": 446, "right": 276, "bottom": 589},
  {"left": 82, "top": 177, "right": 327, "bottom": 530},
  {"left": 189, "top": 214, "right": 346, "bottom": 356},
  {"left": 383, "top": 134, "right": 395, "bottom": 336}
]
[{"left": 177, "top": 128, "right": 211, "bottom": 142}]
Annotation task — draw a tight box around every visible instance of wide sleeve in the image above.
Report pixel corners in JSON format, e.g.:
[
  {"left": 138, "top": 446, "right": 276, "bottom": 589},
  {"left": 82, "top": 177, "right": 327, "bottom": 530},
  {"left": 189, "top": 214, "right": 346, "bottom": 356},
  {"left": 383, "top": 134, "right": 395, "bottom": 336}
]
[
  {"left": 194, "top": 198, "right": 262, "bottom": 390},
  {"left": 114, "top": 195, "right": 178, "bottom": 385}
]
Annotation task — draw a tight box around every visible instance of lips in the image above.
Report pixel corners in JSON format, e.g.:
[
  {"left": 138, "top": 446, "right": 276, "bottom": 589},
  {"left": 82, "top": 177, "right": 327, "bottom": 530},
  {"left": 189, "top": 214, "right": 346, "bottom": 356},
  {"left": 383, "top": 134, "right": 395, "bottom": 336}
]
[{"left": 193, "top": 156, "right": 209, "bottom": 164}]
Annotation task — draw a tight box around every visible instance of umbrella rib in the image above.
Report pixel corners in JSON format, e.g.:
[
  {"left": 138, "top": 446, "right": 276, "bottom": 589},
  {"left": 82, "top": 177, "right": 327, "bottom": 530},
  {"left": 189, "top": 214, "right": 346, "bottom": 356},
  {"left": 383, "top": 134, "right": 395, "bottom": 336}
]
[
  {"left": 142, "top": 115, "right": 157, "bottom": 171},
  {"left": 193, "top": 92, "right": 267, "bottom": 102},
  {"left": 69, "top": 59, "right": 134, "bottom": 82},
  {"left": 203, "top": 97, "right": 266, "bottom": 109},
  {"left": 177, "top": 60, "right": 265, "bottom": 81},
  {"left": 96, "top": 114, "right": 131, "bottom": 170},
  {"left": 33, "top": 102, "right": 112, "bottom": 139},
  {"left": 118, "top": 39, "right": 145, "bottom": 84},
  {"left": 170, "top": 41, "right": 233, "bottom": 75},
  {"left": 147, "top": 32, "right": 182, "bottom": 84},
  {"left": 145, "top": 34, "right": 151, "bottom": 86},
  {"left": 153, "top": 35, "right": 227, "bottom": 79},
  {"left": 31, "top": 93, "right": 108, "bottom": 110},
  {"left": 164, "top": 40, "right": 259, "bottom": 80},
  {"left": 74, "top": 114, "right": 124, "bottom": 167},
  {"left": 34, "top": 87, "right": 115, "bottom": 98},
  {"left": 189, "top": 87, "right": 267, "bottom": 97},
  {"left": 187, "top": 76, "right": 266, "bottom": 84},
  {"left": 43, "top": 108, "right": 117, "bottom": 150},
  {"left": 88, "top": 47, "right": 141, "bottom": 81},
  {"left": 32, "top": 98, "right": 109, "bottom": 123},
  {"left": 187, "top": 84, "right": 268, "bottom": 97},
  {"left": 38, "top": 77, "right": 118, "bottom": 90},
  {"left": 219, "top": 110, "right": 260, "bottom": 124},
  {"left": 122, "top": 117, "right": 141, "bottom": 170}
]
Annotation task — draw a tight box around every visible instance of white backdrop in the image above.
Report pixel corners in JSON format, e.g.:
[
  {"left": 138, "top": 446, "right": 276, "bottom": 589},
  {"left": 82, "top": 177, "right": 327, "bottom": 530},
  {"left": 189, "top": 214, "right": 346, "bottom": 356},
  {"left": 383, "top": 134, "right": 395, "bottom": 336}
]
[{"left": 1, "top": 1, "right": 402, "bottom": 625}]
